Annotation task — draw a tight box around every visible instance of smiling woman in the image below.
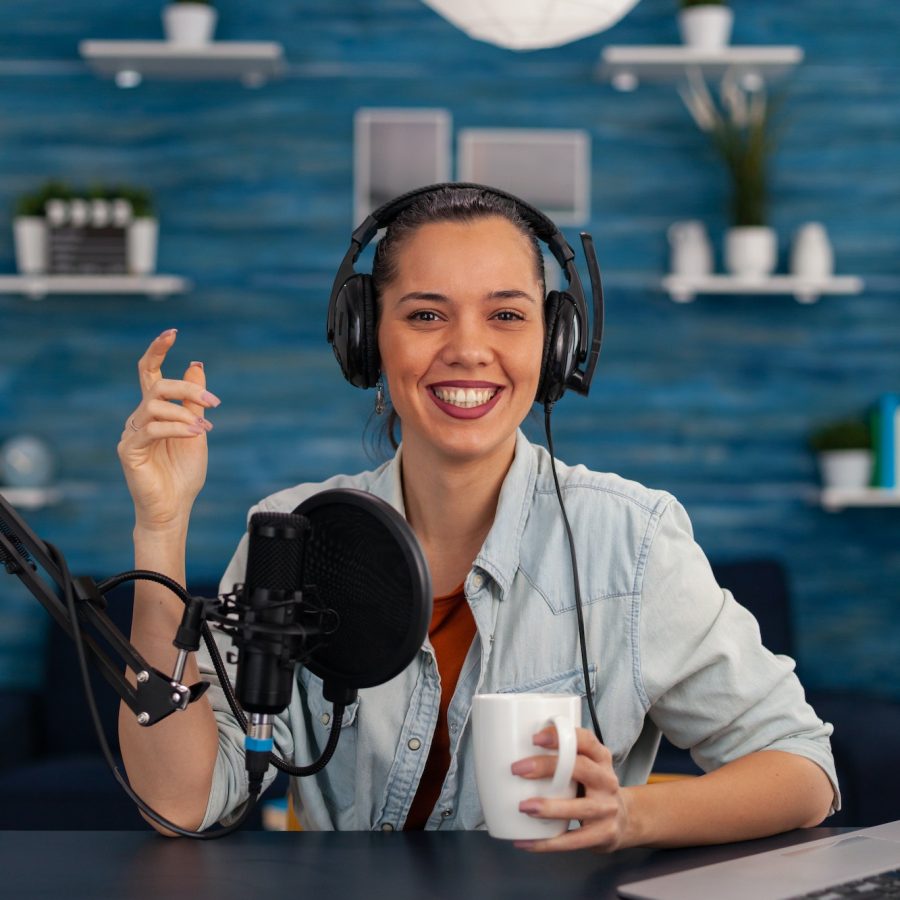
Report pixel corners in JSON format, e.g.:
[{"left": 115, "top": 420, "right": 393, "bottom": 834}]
[{"left": 117, "top": 184, "right": 838, "bottom": 850}]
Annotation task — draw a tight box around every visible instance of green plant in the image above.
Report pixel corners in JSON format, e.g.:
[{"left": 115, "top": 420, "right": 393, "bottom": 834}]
[
  {"left": 681, "top": 0, "right": 726, "bottom": 8},
  {"left": 809, "top": 419, "right": 872, "bottom": 453},
  {"left": 14, "top": 180, "right": 73, "bottom": 217},
  {"left": 14, "top": 181, "right": 154, "bottom": 218},
  {"left": 679, "top": 70, "right": 780, "bottom": 227}
]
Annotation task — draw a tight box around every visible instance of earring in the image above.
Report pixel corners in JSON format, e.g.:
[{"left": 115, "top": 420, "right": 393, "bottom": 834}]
[{"left": 374, "top": 377, "right": 386, "bottom": 415}]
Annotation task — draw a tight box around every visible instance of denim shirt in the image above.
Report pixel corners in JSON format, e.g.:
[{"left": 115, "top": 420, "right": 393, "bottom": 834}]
[{"left": 199, "top": 430, "right": 839, "bottom": 831}]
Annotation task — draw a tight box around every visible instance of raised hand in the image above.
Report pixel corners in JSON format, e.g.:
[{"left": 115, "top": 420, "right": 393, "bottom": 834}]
[{"left": 117, "top": 329, "right": 221, "bottom": 533}]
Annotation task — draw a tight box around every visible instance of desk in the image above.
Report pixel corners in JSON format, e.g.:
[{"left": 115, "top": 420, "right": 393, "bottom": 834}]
[{"left": 0, "top": 828, "right": 846, "bottom": 900}]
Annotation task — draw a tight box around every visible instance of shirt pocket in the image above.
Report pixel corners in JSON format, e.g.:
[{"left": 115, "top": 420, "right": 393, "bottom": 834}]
[
  {"left": 495, "top": 665, "right": 597, "bottom": 700},
  {"left": 298, "top": 667, "right": 361, "bottom": 733}
]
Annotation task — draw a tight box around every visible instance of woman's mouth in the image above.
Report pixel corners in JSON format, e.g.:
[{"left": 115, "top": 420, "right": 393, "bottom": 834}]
[
  {"left": 428, "top": 383, "right": 504, "bottom": 419},
  {"left": 431, "top": 386, "right": 499, "bottom": 408}
]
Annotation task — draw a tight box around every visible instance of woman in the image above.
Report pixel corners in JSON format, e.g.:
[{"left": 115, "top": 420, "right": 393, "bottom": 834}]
[{"left": 118, "top": 185, "right": 837, "bottom": 849}]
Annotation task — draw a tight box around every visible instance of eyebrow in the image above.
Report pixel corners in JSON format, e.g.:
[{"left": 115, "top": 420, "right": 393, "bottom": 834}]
[{"left": 397, "top": 289, "right": 536, "bottom": 304}]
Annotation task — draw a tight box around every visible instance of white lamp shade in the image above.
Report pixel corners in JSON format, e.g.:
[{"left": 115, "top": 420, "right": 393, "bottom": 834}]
[{"left": 421, "top": 0, "right": 640, "bottom": 50}]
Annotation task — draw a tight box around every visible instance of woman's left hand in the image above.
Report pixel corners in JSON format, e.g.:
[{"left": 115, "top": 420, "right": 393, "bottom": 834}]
[{"left": 511, "top": 725, "right": 632, "bottom": 852}]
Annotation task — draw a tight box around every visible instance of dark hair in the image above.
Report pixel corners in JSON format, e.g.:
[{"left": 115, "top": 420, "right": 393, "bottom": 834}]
[{"left": 369, "top": 186, "right": 547, "bottom": 452}]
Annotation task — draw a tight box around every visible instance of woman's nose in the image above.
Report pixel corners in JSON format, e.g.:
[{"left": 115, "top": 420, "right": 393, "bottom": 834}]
[{"left": 439, "top": 317, "right": 495, "bottom": 368}]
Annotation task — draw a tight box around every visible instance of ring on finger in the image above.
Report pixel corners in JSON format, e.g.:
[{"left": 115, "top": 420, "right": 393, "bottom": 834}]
[{"left": 129, "top": 416, "right": 141, "bottom": 432}]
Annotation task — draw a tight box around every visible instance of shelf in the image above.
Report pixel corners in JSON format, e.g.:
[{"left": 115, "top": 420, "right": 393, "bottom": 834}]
[
  {"left": 79, "top": 40, "right": 285, "bottom": 87},
  {"left": 0, "top": 274, "right": 190, "bottom": 300},
  {"left": 661, "top": 274, "right": 864, "bottom": 304},
  {"left": 599, "top": 45, "right": 804, "bottom": 91},
  {"left": 820, "top": 487, "right": 900, "bottom": 512},
  {"left": 0, "top": 485, "right": 64, "bottom": 510}
]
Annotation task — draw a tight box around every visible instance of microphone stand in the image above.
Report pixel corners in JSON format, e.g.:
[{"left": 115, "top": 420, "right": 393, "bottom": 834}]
[{"left": 0, "top": 493, "right": 344, "bottom": 838}]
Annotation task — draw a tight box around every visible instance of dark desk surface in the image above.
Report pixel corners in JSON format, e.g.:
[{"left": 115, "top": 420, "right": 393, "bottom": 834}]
[{"left": 0, "top": 828, "right": 848, "bottom": 900}]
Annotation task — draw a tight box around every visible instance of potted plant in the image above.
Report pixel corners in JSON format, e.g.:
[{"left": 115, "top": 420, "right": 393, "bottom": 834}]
[
  {"left": 809, "top": 418, "right": 874, "bottom": 490},
  {"left": 12, "top": 181, "right": 74, "bottom": 274},
  {"left": 680, "top": 68, "right": 779, "bottom": 278},
  {"left": 163, "top": 0, "right": 217, "bottom": 46},
  {"left": 118, "top": 187, "right": 158, "bottom": 275},
  {"left": 678, "top": 0, "right": 733, "bottom": 50}
]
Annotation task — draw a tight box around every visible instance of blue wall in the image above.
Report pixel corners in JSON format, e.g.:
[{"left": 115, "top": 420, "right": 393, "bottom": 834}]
[{"left": 1, "top": 1, "right": 898, "bottom": 696}]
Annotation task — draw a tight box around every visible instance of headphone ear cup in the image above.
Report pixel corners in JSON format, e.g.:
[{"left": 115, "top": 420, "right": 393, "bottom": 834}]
[
  {"left": 332, "top": 274, "right": 380, "bottom": 389},
  {"left": 537, "top": 291, "right": 578, "bottom": 405}
]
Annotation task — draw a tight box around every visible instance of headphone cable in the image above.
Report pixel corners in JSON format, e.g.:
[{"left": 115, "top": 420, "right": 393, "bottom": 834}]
[{"left": 543, "top": 402, "right": 604, "bottom": 746}]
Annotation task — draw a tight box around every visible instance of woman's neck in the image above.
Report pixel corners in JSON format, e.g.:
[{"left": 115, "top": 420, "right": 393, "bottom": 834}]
[{"left": 399, "top": 434, "right": 516, "bottom": 595}]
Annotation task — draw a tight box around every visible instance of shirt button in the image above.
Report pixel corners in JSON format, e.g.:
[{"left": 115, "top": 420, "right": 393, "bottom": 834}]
[
  {"left": 381, "top": 823, "right": 394, "bottom": 832},
  {"left": 320, "top": 712, "right": 331, "bottom": 726},
  {"left": 441, "top": 809, "right": 453, "bottom": 819},
  {"left": 449, "top": 723, "right": 457, "bottom": 734},
  {"left": 471, "top": 574, "right": 484, "bottom": 589},
  {"left": 408, "top": 738, "right": 422, "bottom": 751}
]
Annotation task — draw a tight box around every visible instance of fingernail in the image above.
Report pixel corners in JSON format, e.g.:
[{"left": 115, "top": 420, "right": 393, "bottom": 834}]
[
  {"left": 533, "top": 732, "right": 553, "bottom": 747},
  {"left": 188, "top": 424, "right": 205, "bottom": 435},
  {"left": 189, "top": 360, "right": 204, "bottom": 369},
  {"left": 197, "top": 417, "right": 213, "bottom": 431},
  {"left": 519, "top": 801, "right": 541, "bottom": 815},
  {"left": 200, "top": 390, "right": 221, "bottom": 407},
  {"left": 511, "top": 760, "right": 535, "bottom": 776},
  {"left": 157, "top": 328, "right": 177, "bottom": 339}
]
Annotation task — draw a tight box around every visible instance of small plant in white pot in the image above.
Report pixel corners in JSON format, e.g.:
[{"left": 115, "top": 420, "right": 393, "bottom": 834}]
[
  {"left": 12, "top": 181, "right": 73, "bottom": 274},
  {"left": 809, "top": 419, "right": 874, "bottom": 490},
  {"left": 163, "top": 0, "right": 217, "bottom": 46},
  {"left": 678, "top": 0, "right": 733, "bottom": 51},
  {"left": 681, "top": 69, "right": 779, "bottom": 279}
]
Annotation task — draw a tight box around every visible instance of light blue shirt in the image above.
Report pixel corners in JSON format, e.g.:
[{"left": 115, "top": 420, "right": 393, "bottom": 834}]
[{"left": 199, "top": 430, "right": 839, "bottom": 831}]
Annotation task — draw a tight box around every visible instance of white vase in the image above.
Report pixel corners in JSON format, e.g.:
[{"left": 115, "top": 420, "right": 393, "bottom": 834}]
[
  {"left": 724, "top": 226, "right": 777, "bottom": 279},
  {"left": 818, "top": 450, "right": 874, "bottom": 490},
  {"left": 678, "top": 6, "right": 734, "bottom": 50},
  {"left": 790, "top": 222, "right": 834, "bottom": 280},
  {"left": 667, "top": 220, "right": 714, "bottom": 277},
  {"left": 163, "top": 3, "right": 218, "bottom": 46},
  {"left": 128, "top": 218, "right": 159, "bottom": 275},
  {"left": 13, "top": 217, "right": 48, "bottom": 274}
]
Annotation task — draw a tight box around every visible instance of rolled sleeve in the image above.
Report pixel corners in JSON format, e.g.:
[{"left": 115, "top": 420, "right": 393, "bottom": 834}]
[{"left": 637, "top": 499, "right": 841, "bottom": 814}]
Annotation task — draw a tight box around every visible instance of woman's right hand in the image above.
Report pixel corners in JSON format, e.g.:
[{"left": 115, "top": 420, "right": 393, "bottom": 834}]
[{"left": 117, "top": 329, "right": 221, "bottom": 533}]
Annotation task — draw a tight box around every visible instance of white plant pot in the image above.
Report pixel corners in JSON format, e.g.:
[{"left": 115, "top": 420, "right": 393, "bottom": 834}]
[
  {"left": 128, "top": 218, "right": 159, "bottom": 275},
  {"left": 790, "top": 222, "right": 834, "bottom": 280},
  {"left": 818, "top": 450, "right": 874, "bottom": 490},
  {"left": 163, "top": 3, "right": 218, "bottom": 46},
  {"left": 13, "top": 217, "right": 48, "bottom": 274},
  {"left": 724, "top": 226, "right": 777, "bottom": 279},
  {"left": 678, "top": 6, "right": 734, "bottom": 50}
]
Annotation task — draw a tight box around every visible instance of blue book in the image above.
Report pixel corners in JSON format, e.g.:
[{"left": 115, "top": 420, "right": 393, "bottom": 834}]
[{"left": 875, "top": 393, "right": 899, "bottom": 488}]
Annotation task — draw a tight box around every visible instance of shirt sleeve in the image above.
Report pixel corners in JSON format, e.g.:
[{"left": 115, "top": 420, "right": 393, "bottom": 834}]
[
  {"left": 197, "top": 507, "right": 296, "bottom": 831},
  {"left": 637, "top": 497, "right": 841, "bottom": 814}
]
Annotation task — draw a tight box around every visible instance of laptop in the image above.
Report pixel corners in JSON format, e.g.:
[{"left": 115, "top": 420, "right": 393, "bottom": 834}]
[{"left": 618, "top": 820, "right": 900, "bottom": 900}]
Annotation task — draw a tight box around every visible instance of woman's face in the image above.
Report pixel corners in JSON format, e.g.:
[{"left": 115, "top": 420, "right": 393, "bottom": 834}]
[{"left": 377, "top": 216, "right": 545, "bottom": 465}]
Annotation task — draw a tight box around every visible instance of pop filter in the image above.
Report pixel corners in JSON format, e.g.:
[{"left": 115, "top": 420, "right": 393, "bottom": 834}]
[{"left": 293, "top": 489, "right": 432, "bottom": 704}]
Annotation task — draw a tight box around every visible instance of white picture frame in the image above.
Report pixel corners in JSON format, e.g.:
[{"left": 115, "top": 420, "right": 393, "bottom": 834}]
[
  {"left": 353, "top": 108, "right": 452, "bottom": 226},
  {"left": 457, "top": 128, "right": 591, "bottom": 225}
]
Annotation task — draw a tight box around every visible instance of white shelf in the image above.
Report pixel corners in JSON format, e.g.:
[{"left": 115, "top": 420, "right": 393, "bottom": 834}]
[
  {"left": 820, "top": 488, "right": 900, "bottom": 512},
  {"left": 0, "top": 274, "right": 190, "bottom": 300},
  {"left": 79, "top": 40, "right": 285, "bottom": 87},
  {"left": 0, "top": 485, "right": 64, "bottom": 510},
  {"left": 599, "top": 45, "right": 804, "bottom": 91},
  {"left": 661, "top": 274, "right": 864, "bottom": 304}
]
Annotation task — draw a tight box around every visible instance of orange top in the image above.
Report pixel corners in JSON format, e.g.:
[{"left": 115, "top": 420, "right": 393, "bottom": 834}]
[{"left": 404, "top": 582, "right": 476, "bottom": 830}]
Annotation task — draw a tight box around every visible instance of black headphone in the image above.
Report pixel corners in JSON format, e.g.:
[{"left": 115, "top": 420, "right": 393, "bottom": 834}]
[{"left": 326, "top": 182, "right": 604, "bottom": 406}]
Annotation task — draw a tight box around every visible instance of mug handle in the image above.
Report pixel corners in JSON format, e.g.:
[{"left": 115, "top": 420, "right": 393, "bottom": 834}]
[{"left": 548, "top": 714, "right": 577, "bottom": 794}]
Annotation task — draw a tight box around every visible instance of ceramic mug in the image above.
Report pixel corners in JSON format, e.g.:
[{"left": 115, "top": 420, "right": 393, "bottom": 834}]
[{"left": 472, "top": 692, "right": 580, "bottom": 840}]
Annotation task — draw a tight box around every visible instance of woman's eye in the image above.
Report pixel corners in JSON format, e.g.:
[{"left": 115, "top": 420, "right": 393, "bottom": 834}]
[
  {"left": 409, "top": 310, "right": 441, "bottom": 322},
  {"left": 493, "top": 310, "right": 525, "bottom": 322}
]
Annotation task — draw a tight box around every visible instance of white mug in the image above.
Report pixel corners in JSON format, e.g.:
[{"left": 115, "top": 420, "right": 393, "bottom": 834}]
[{"left": 472, "top": 692, "right": 580, "bottom": 840}]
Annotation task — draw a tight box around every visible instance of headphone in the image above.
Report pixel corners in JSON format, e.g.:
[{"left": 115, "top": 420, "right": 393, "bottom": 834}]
[{"left": 326, "top": 182, "right": 604, "bottom": 406}]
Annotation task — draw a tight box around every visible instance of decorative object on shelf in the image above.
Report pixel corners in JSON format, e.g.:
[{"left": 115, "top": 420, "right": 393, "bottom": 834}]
[
  {"left": 680, "top": 68, "right": 778, "bottom": 278},
  {"left": 678, "top": 0, "right": 733, "bottom": 51},
  {"left": 0, "top": 435, "right": 57, "bottom": 490},
  {"left": 667, "top": 220, "right": 713, "bottom": 277},
  {"left": 809, "top": 418, "right": 874, "bottom": 491},
  {"left": 790, "top": 222, "right": 834, "bottom": 281},
  {"left": 420, "top": 0, "right": 640, "bottom": 50},
  {"left": 11, "top": 182, "right": 158, "bottom": 276},
  {"left": 163, "top": 0, "right": 217, "bottom": 46},
  {"left": 871, "top": 393, "right": 899, "bottom": 490}
]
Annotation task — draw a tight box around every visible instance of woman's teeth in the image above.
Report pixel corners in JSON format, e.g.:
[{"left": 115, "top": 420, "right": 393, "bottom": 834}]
[{"left": 432, "top": 387, "right": 498, "bottom": 408}]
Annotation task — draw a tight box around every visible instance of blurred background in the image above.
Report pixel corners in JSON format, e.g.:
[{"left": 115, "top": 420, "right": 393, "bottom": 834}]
[{"left": 0, "top": 0, "right": 898, "bottom": 825}]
